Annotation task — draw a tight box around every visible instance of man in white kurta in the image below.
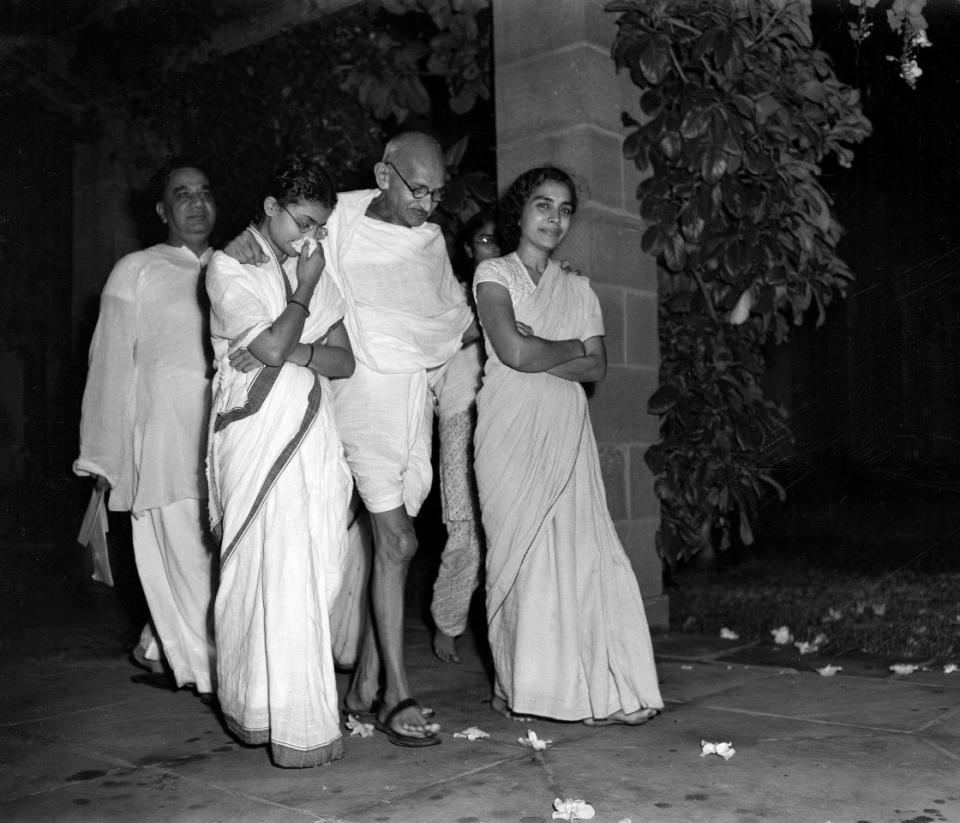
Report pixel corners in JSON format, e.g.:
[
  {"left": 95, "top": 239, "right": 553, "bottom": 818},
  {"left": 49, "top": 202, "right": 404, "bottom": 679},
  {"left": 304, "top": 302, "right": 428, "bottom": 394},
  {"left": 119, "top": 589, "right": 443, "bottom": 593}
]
[
  {"left": 74, "top": 164, "right": 217, "bottom": 695},
  {"left": 326, "top": 133, "right": 474, "bottom": 744}
]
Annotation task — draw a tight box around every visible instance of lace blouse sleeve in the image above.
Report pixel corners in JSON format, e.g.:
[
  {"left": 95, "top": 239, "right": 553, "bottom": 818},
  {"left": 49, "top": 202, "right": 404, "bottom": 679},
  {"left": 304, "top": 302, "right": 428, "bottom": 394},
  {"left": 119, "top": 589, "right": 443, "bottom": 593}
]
[{"left": 472, "top": 257, "right": 512, "bottom": 298}]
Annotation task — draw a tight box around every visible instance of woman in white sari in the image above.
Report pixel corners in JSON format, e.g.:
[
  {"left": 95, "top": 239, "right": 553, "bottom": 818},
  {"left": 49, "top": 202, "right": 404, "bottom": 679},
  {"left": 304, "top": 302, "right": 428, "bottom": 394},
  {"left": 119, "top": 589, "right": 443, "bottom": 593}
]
[
  {"left": 473, "top": 167, "right": 663, "bottom": 725},
  {"left": 206, "top": 157, "right": 355, "bottom": 767}
]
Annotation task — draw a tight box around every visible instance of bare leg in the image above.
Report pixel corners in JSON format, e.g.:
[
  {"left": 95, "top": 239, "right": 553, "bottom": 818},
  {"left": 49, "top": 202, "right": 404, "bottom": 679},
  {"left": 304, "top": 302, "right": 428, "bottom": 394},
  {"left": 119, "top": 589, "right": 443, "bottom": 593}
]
[
  {"left": 343, "top": 615, "right": 380, "bottom": 713},
  {"left": 369, "top": 506, "right": 435, "bottom": 738}
]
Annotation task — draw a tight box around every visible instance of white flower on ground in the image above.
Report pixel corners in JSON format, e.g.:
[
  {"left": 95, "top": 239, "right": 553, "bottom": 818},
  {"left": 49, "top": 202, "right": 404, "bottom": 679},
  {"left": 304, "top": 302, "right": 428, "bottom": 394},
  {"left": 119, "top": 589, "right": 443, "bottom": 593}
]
[
  {"left": 453, "top": 727, "right": 489, "bottom": 741},
  {"left": 771, "top": 626, "right": 794, "bottom": 645},
  {"left": 890, "top": 663, "right": 920, "bottom": 675},
  {"left": 700, "top": 740, "right": 736, "bottom": 760},
  {"left": 720, "top": 627, "right": 740, "bottom": 640},
  {"left": 552, "top": 798, "right": 595, "bottom": 820},
  {"left": 822, "top": 607, "right": 843, "bottom": 623},
  {"left": 816, "top": 665, "right": 842, "bottom": 677},
  {"left": 519, "top": 730, "right": 552, "bottom": 751},
  {"left": 871, "top": 602, "right": 887, "bottom": 616},
  {"left": 944, "top": 663, "right": 958, "bottom": 674},
  {"left": 345, "top": 714, "right": 374, "bottom": 738}
]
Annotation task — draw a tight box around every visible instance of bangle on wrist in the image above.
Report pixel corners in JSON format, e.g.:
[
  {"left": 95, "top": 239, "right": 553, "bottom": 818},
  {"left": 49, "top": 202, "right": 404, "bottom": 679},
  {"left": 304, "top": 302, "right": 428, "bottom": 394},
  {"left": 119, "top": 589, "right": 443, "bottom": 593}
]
[
  {"left": 288, "top": 299, "right": 310, "bottom": 316},
  {"left": 579, "top": 340, "right": 587, "bottom": 358},
  {"left": 306, "top": 343, "right": 315, "bottom": 367}
]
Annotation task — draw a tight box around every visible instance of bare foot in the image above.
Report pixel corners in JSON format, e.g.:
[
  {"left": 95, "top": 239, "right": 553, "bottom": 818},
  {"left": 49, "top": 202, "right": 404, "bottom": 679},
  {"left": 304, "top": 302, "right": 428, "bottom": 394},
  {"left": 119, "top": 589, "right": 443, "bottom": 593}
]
[
  {"left": 433, "top": 630, "right": 460, "bottom": 663},
  {"left": 583, "top": 708, "right": 660, "bottom": 727},
  {"left": 343, "top": 683, "right": 380, "bottom": 715},
  {"left": 490, "top": 695, "right": 533, "bottom": 722}
]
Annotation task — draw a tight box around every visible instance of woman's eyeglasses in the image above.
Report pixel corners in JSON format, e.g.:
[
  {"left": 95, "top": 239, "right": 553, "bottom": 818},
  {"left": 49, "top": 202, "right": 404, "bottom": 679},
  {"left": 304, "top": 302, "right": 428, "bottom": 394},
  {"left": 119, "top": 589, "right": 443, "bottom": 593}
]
[{"left": 281, "top": 205, "right": 328, "bottom": 238}]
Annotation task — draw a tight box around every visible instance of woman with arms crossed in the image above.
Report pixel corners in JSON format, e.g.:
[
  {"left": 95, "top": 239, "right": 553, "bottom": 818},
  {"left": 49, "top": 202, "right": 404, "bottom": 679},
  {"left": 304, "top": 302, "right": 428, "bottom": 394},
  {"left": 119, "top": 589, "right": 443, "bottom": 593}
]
[{"left": 473, "top": 166, "right": 663, "bottom": 725}]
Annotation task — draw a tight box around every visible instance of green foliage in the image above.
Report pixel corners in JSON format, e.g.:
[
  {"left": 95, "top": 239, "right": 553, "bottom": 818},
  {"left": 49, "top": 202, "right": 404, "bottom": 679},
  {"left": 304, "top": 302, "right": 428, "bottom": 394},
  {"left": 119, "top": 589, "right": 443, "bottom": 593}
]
[
  {"left": 115, "top": 0, "right": 495, "bottom": 240},
  {"left": 345, "top": 0, "right": 493, "bottom": 120},
  {"left": 607, "top": 0, "right": 872, "bottom": 565}
]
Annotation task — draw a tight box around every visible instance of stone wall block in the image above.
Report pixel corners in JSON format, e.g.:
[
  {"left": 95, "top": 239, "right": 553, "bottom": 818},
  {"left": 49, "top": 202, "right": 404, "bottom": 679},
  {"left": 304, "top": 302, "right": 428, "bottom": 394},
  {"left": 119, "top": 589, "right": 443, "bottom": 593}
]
[
  {"left": 629, "top": 444, "right": 660, "bottom": 520},
  {"left": 598, "top": 445, "right": 628, "bottom": 521},
  {"left": 494, "top": 0, "right": 616, "bottom": 65},
  {"left": 625, "top": 290, "right": 659, "bottom": 366},
  {"left": 559, "top": 208, "right": 657, "bottom": 293},
  {"left": 592, "top": 283, "right": 625, "bottom": 365},
  {"left": 588, "top": 365, "right": 660, "bottom": 443},
  {"left": 614, "top": 518, "right": 666, "bottom": 619},
  {"left": 496, "top": 46, "right": 629, "bottom": 145}
]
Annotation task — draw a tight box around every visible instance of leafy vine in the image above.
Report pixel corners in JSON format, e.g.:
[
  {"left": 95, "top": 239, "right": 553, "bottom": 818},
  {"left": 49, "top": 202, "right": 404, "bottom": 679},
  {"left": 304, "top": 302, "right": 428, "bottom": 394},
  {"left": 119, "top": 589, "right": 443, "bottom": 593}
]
[{"left": 607, "top": 0, "right": 872, "bottom": 565}]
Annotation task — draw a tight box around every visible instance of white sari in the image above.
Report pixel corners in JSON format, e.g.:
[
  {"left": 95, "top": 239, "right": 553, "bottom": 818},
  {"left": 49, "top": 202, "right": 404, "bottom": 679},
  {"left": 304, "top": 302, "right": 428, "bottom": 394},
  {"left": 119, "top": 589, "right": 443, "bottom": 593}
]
[
  {"left": 474, "top": 254, "right": 663, "bottom": 721},
  {"left": 206, "top": 230, "right": 353, "bottom": 767}
]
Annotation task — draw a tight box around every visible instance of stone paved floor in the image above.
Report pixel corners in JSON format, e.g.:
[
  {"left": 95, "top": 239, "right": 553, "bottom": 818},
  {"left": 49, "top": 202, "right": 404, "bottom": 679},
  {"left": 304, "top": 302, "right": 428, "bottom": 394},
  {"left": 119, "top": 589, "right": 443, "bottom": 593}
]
[{"left": 1, "top": 542, "right": 959, "bottom": 822}]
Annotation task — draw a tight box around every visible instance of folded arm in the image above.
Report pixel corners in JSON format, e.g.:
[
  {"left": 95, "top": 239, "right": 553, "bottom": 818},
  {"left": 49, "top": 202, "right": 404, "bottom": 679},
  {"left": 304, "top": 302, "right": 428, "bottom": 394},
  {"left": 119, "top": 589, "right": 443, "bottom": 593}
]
[
  {"left": 545, "top": 335, "right": 606, "bottom": 383},
  {"left": 475, "top": 281, "right": 584, "bottom": 373}
]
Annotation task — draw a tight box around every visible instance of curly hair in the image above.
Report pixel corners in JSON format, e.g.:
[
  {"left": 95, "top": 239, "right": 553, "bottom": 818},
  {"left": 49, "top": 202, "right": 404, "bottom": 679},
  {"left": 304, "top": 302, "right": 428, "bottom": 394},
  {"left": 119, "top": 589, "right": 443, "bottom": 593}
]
[
  {"left": 256, "top": 155, "right": 337, "bottom": 220},
  {"left": 497, "top": 166, "right": 578, "bottom": 254}
]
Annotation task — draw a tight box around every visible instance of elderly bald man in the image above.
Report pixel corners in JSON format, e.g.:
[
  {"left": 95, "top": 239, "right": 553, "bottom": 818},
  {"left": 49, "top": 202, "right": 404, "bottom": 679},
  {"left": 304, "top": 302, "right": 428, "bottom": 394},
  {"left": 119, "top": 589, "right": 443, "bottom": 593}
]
[{"left": 226, "top": 133, "right": 475, "bottom": 746}]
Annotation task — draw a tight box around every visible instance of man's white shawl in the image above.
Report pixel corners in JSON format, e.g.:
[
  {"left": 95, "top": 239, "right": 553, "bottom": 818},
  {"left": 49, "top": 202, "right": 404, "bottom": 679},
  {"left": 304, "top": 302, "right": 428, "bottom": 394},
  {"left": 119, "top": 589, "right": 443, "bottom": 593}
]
[{"left": 322, "top": 189, "right": 473, "bottom": 373}]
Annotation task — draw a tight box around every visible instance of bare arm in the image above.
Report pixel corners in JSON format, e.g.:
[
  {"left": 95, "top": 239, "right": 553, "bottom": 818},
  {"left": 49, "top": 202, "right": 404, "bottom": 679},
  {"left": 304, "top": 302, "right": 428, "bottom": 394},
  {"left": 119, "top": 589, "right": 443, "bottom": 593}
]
[
  {"left": 246, "top": 245, "right": 325, "bottom": 366},
  {"left": 461, "top": 318, "right": 481, "bottom": 345},
  {"left": 475, "top": 281, "right": 584, "bottom": 373},
  {"left": 293, "top": 319, "right": 355, "bottom": 379},
  {"left": 545, "top": 335, "right": 606, "bottom": 382}
]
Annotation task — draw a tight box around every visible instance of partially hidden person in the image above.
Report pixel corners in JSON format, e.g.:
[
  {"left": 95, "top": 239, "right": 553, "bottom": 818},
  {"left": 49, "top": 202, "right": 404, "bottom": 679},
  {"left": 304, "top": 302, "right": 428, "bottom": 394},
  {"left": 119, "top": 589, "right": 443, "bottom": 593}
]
[
  {"left": 205, "top": 155, "right": 355, "bottom": 767},
  {"left": 74, "top": 160, "right": 218, "bottom": 699},
  {"left": 472, "top": 166, "right": 664, "bottom": 725},
  {"left": 429, "top": 209, "right": 498, "bottom": 663}
]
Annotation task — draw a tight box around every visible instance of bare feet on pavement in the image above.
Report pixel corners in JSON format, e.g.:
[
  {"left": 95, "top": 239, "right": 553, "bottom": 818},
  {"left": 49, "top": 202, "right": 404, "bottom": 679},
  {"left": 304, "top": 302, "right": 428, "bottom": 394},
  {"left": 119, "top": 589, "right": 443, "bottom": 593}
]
[{"left": 433, "top": 630, "right": 460, "bottom": 663}]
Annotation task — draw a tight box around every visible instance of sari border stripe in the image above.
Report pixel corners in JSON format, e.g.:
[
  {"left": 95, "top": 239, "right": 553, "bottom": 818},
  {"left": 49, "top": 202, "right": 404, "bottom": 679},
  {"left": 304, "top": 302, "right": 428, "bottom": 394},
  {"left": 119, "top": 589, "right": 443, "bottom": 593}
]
[
  {"left": 214, "top": 366, "right": 282, "bottom": 433},
  {"left": 219, "top": 372, "right": 323, "bottom": 571}
]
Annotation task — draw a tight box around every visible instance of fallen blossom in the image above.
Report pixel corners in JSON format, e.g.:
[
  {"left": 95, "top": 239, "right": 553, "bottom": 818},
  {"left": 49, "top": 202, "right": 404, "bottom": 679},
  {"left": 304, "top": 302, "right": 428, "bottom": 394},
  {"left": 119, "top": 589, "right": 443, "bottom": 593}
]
[
  {"left": 771, "top": 626, "right": 794, "bottom": 645},
  {"left": 890, "top": 663, "right": 920, "bottom": 675},
  {"left": 453, "top": 727, "right": 489, "bottom": 741},
  {"left": 871, "top": 602, "right": 887, "bottom": 617},
  {"left": 822, "top": 607, "right": 843, "bottom": 623},
  {"left": 519, "top": 730, "right": 552, "bottom": 751},
  {"left": 552, "top": 798, "right": 595, "bottom": 820},
  {"left": 681, "top": 664, "right": 693, "bottom": 670},
  {"left": 720, "top": 627, "right": 740, "bottom": 640},
  {"left": 344, "top": 714, "right": 374, "bottom": 738},
  {"left": 816, "top": 665, "right": 842, "bottom": 677},
  {"left": 795, "top": 633, "right": 829, "bottom": 655},
  {"left": 700, "top": 739, "right": 735, "bottom": 760},
  {"left": 944, "top": 663, "right": 958, "bottom": 674}
]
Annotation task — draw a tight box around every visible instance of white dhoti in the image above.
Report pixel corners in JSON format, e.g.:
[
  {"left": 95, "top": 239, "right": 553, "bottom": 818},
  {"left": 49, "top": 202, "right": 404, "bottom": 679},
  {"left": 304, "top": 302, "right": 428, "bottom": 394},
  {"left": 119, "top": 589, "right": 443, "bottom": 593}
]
[
  {"left": 332, "top": 363, "right": 434, "bottom": 516},
  {"left": 131, "top": 498, "right": 215, "bottom": 692}
]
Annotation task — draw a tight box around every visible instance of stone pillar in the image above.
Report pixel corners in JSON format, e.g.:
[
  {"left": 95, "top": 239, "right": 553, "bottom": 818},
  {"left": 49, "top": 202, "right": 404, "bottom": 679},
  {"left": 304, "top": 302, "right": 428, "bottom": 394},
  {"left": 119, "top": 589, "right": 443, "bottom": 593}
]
[{"left": 491, "top": 0, "right": 666, "bottom": 628}]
